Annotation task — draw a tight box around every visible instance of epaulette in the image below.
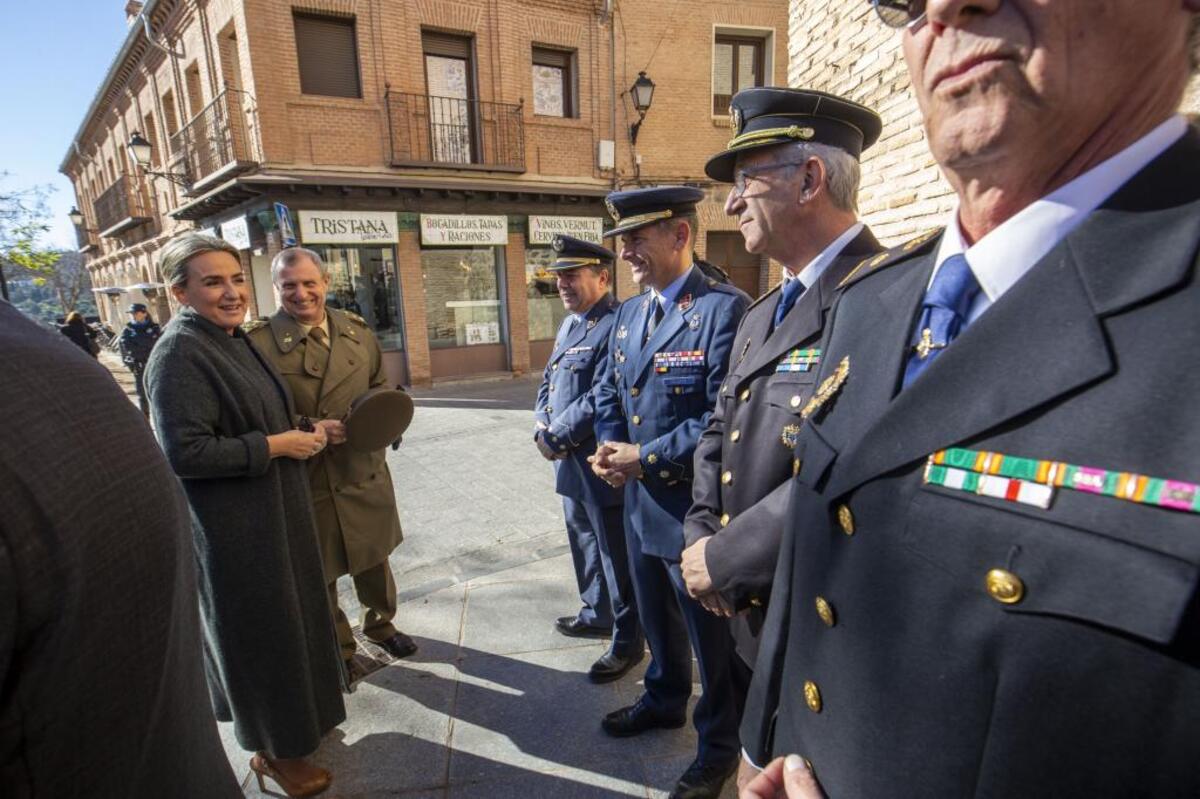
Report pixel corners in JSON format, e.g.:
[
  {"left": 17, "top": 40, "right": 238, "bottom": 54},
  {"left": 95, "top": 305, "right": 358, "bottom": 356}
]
[
  {"left": 745, "top": 282, "right": 783, "bottom": 313},
  {"left": 242, "top": 318, "right": 269, "bottom": 333},
  {"left": 836, "top": 228, "right": 942, "bottom": 290},
  {"left": 343, "top": 311, "right": 369, "bottom": 327}
]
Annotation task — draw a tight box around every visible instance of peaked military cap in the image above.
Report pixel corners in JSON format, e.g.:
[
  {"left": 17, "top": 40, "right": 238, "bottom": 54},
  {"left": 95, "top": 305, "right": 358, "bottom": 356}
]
[
  {"left": 705, "top": 88, "right": 883, "bottom": 182},
  {"left": 604, "top": 186, "right": 705, "bottom": 238},
  {"left": 548, "top": 234, "right": 616, "bottom": 272},
  {"left": 127, "top": 303, "right": 148, "bottom": 313}
]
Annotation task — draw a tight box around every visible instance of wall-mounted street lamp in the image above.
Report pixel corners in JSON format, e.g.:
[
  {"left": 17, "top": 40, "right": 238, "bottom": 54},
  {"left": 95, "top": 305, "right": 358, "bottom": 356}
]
[
  {"left": 67, "top": 206, "right": 89, "bottom": 228},
  {"left": 127, "top": 131, "right": 191, "bottom": 188},
  {"left": 628, "top": 71, "right": 656, "bottom": 146}
]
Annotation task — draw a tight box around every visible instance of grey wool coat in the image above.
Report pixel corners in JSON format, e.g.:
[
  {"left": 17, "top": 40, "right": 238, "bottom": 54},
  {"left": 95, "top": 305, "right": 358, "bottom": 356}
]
[{"left": 145, "top": 307, "right": 346, "bottom": 759}]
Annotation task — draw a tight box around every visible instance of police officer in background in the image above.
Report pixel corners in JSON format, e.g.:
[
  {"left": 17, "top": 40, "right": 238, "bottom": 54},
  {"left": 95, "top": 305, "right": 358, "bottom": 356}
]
[
  {"left": 741, "top": 0, "right": 1200, "bottom": 797},
  {"left": 247, "top": 247, "right": 416, "bottom": 683},
  {"left": 680, "top": 88, "right": 884, "bottom": 670},
  {"left": 534, "top": 235, "right": 643, "bottom": 683},
  {"left": 591, "top": 186, "right": 750, "bottom": 799},
  {"left": 118, "top": 302, "right": 161, "bottom": 417}
]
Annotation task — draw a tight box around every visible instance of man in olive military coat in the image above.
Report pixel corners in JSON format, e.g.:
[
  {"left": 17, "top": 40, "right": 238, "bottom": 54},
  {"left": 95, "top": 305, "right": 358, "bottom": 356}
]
[
  {"left": 680, "top": 88, "right": 884, "bottom": 670},
  {"left": 740, "top": 2, "right": 1200, "bottom": 798},
  {"left": 248, "top": 247, "right": 414, "bottom": 680}
]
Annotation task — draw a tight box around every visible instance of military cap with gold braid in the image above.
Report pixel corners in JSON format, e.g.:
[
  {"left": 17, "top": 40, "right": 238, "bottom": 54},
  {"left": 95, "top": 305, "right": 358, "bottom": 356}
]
[
  {"left": 603, "top": 185, "right": 705, "bottom": 238},
  {"left": 705, "top": 87, "right": 883, "bottom": 182},
  {"left": 548, "top": 234, "right": 616, "bottom": 272}
]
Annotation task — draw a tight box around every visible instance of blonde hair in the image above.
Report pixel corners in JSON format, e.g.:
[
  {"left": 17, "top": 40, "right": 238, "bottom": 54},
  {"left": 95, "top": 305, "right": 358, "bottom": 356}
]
[{"left": 158, "top": 232, "right": 240, "bottom": 289}]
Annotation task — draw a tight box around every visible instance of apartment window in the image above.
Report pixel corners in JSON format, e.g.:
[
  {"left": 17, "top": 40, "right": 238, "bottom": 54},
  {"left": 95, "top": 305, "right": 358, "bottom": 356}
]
[
  {"left": 713, "top": 34, "right": 765, "bottom": 115},
  {"left": 531, "top": 47, "right": 574, "bottom": 118},
  {"left": 142, "top": 113, "right": 161, "bottom": 167},
  {"left": 185, "top": 62, "right": 205, "bottom": 119},
  {"left": 293, "top": 13, "right": 362, "bottom": 98},
  {"left": 162, "top": 90, "right": 179, "bottom": 140}
]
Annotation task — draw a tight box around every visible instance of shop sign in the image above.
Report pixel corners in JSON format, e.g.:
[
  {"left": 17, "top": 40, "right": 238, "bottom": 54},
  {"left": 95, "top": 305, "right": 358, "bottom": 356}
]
[
  {"left": 219, "top": 217, "right": 252, "bottom": 250},
  {"left": 421, "top": 214, "right": 507, "bottom": 246},
  {"left": 299, "top": 210, "right": 398, "bottom": 244},
  {"left": 465, "top": 321, "right": 501, "bottom": 345},
  {"left": 528, "top": 216, "right": 604, "bottom": 245}
]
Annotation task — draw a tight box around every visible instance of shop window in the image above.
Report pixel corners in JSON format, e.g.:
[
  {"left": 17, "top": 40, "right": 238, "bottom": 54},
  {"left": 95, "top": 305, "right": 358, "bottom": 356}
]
[
  {"left": 422, "top": 247, "right": 506, "bottom": 349},
  {"left": 293, "top": 13, "right": 362, "bottom": 99},
  {"left": 713, "top": 34, "right": 765, "bottom": 116},
  {"left": 531, "top": 47, "right": 574, "bottom": 118},
  {"left": 526, "top": 247, "right": 569, "bottom": 340},
  {"left": 307, "top": 245, "right": 404, "bottom": 350}
]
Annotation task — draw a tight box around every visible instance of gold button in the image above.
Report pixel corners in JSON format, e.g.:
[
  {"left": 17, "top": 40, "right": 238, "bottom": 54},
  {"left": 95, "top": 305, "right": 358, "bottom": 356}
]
[
  {"left": 721, "top": 471, "right": 733, "bottom": 485},
  {"left": 836, "top": 504, "right": 854, "bottom": 536},
  {"left": 646, "top": 453, "right": 658, "bottom": 464},
  {"left": 750, "top": 597, "right": 762, "bottom": 607},
  {"left": 790, "top": 395, "right": 802, "bottom": 408},
  {"left": 793, "top": 458, "right": 801, "bottom": 476},
  {"left": 549, "top": 385, "right": 555, "bottom": 391},
  {"left": 740, "top": 388, "right": 751, "bottom": 401},
  {"left": 674, "top": 386, "right": 682, "bottom": 395},
  {"left": 631, "top": 387, "right": 640, "bottom": 397},
  {"left": 632, "top": 415, "right": 641, "bottom": 425},
  {"left": 803, "top": 680, "right": 822, "bottom": 713},
  {"left": 815, "top": 596, "right": 835, "bottom": 627},
  {"left": 552, "top": 363, "right": 558, "bottom": 370},
  {"left": 720, "top": 513, "right": 730, "bottom": 527},
  {"left": 659, "top": 469, "right": 670, "bottom": 478},
  {"left": 985, "top": 569, "right": 1025, "bottom": 604},
  {"left": 730, "top": 430, "right": 741, "bottom": 442}
]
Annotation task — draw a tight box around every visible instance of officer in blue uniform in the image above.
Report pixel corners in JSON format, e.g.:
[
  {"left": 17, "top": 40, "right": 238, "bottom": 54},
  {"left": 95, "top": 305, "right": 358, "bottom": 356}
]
[
  {"left": 591, "top": 187, "right": 751, "bottom": 799},
  {"left": 534, "top": 235, "right": 643, "bottom": 683}
]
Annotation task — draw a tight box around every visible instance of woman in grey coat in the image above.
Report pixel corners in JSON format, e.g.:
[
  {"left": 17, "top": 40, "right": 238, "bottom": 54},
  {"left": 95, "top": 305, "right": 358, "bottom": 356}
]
[{"left": 145, "top": 232, "right": 345, "bottom": 797}]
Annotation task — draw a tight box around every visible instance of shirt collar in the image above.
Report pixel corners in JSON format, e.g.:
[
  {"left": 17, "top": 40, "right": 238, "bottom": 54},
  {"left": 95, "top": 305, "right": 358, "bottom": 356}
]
[
  {"left": 933, "top": 114, "right": 1188, "bottom": 302},
  {"left": 652, "top": 265, "right": 696, "bottom": 307},
  {"left": 296, "top": 314, "right": 330, "bottom": 339},
  {"left": 789, "top": 222, "right": 864, "bottom": 289}
]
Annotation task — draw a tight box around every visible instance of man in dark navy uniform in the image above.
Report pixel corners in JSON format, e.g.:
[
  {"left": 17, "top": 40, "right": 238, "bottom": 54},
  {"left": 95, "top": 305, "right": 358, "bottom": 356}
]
[
  {"left": 680, "top": 88, "right": 884, "bottom": 673},
  {"left": 741, "top": 2, "right": 1200, "bottom": 798},
  {"left": 534, "top": 235, "right": 642, "bottom": 683},
  {"left": 118, "top": 302, "right": 161, "bottom": 417},
  {"left": 591, "top": 186, "right": 751, "bottom": 799}
]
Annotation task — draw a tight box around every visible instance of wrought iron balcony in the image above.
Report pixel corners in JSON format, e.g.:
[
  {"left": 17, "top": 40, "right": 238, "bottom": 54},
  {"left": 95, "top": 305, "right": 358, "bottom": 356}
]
[
  {"left": 385, "top": 91, "right": 525, "bottom": 172},
  {"left": 168, "top": 87, "right": 261, "bottom": 191},
  {"left": 94, "top": 175, "right": 153, "bottom": 237}
]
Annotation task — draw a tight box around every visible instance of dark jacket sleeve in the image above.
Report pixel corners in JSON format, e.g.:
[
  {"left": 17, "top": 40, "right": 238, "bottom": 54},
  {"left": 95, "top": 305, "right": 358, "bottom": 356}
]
[
  {"left": 703, "top": 478, "right": 793, "bottom": 609},
  {"left": 534, "top": 364, "right": 552, "bottom": 433},
  {"left": 146, "top": 339, "right": 271, "bottom": 480}
]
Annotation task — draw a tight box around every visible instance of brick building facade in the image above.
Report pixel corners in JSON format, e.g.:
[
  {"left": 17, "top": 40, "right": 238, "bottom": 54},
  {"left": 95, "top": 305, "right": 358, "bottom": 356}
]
[
  {"left": 787, "top": 1, "right": 1200, "bottom": 247},
  {"left": 62, "top": 0, "right": 787, "bottom": 385}
]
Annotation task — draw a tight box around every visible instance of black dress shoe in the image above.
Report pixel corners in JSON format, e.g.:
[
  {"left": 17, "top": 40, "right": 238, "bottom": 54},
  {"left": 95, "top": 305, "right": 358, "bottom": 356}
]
[
  {"left": 601, "top": 699, "right": 686, "bottom": 737},
  {"left": 372, "top": 631, "right": 418, "bottom": 659},
  {"left": 587, "top": 647, "right": 645, "bottom": 684},
  {"left": 668, "top": 758, "right": 738, "bottom": 799},
  {"left": 555, "top": 616, "right": 611, "bottom": 639}
]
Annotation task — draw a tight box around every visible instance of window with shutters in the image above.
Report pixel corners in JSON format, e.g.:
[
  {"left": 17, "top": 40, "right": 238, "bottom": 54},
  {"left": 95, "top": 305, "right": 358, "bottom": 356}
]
[
  {"left": 531, "top": 47, "right": 575, "bottom": 118},
  {"left": 713, "top": 34, "right": 766, "bottom": 116},
  {"left": 422, "top": 31, "right": 476, "bottom": 164},
  {"left": 293, "top": 12, "right": 362, "bottom": 99}
]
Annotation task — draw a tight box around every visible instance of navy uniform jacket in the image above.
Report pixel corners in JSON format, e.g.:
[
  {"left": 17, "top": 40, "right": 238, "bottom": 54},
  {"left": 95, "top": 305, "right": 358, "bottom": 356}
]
[
  {"left": 685, "top": 227, "right": 882, "bottom": 615},
  {"left": 742, "top": 128, "right": 1200, "bottom": 796},
  {"left": 594, "top": 267, "right": 750, "bottom": 559},
  {"left": 535, "top": 293, "right": 624, "bottom": 508}
]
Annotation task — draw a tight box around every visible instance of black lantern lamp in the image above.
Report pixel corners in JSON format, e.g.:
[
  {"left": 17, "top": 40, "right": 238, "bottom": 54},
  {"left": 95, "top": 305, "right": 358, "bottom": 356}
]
[
  {"left": 126, "top": 131, "right": 191, "bottom": 188},
  {"left": 629, "top": 71, "right": 656, "bottom": 145}
]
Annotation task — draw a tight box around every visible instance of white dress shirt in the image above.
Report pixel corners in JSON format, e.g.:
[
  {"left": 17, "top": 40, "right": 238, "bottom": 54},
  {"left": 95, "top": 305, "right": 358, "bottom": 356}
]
[{"left": 788, "top": 221, "right": 865, "bottom": 290}]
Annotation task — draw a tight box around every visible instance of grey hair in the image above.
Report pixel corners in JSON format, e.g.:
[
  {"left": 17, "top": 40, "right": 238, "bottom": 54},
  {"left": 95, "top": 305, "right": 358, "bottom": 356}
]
[
  {"left": 655, "top": 212, "right": 699, "bottom": 244},
  {"left": 777, "top": 141, "right": 862, "bottom": 213},
  {"left": 271, "top": 246, "right": 329, "bottom": 283},
  {"left": 159, "top": 232, "right": 240, "bottom": 289}
]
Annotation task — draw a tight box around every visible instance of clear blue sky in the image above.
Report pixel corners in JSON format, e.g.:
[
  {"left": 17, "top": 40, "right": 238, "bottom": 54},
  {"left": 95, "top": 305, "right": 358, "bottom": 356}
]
[{"left": 1, "top": 2, "right": 131, "bottom": 249}]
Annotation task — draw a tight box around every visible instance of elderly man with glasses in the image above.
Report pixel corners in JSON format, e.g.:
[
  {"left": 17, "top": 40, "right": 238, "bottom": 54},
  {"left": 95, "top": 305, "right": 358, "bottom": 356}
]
[
  {"left": 739, "top": 1, "right": 1200, "bottom": 798},
  {"left": 679, "top": 88, "right": 884, "bottom": 678}
]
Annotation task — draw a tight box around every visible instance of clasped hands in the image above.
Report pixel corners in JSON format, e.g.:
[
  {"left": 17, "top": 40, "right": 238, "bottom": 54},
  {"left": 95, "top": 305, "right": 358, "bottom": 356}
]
[
  {"left": 588, "top": 441, "right": 643, "bottom": 488},
  {"left": 680, "top": 537, "right": 735, "bottom": 617}
]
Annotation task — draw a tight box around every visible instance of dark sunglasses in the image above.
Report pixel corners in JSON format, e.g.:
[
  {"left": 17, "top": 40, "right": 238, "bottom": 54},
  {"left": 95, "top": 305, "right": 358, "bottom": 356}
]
[{"left": 871, "top": 0, "right": 927, "bottom": 29}]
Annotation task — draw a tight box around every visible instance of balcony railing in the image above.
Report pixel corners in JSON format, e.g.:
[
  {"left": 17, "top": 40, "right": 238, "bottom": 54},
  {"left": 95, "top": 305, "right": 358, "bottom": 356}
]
[
  {"left": 94, "top": 175, "right": 153, "bottom": 237},
  {"left": 168, "top": 87, "right": 261, "bottom": 191},
  {"left": 386, "top": 91, "right": 525, "bottom": 172}
]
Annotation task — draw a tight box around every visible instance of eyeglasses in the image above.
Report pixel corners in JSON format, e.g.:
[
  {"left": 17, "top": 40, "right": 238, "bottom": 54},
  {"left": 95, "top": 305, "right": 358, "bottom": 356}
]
[
  {"left": 870, "top": 0, "right": 927, "bottom": 29},
  {"left": 732, "top": 161, "right": 804, "bottom": 198}
]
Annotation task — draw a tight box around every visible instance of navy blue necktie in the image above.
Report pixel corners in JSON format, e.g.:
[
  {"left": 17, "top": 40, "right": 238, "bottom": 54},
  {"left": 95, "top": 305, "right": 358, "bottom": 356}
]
[
  {"left": 902, "top": 253, "right": 981, "bottom": 389},
  {"left": 773, "top": 276, "right": 806, "bottom": 329},
  {"left": 645, "top": 299, "right": 664, "bottom": 343}
]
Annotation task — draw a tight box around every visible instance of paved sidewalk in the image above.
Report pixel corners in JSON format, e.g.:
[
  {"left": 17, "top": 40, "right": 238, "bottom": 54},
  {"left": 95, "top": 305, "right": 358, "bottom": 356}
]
[{"left": 209, "top": 375, "right": 736, "bottom": 799}]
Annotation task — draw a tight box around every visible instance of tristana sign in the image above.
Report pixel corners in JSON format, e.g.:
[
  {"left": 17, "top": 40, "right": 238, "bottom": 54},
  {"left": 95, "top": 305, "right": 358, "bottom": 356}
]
[
  {"left": 298, "top": 210, "right": 399, "bottom": 244},
  {"left": 420, "top": 214, "right": 508, "bottom": 246}
]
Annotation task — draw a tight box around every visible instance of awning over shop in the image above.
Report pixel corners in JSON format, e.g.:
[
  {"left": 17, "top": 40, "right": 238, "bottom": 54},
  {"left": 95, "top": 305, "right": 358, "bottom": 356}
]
[{"left": 92, "top": 287, "right": 126, "bottom": 295}]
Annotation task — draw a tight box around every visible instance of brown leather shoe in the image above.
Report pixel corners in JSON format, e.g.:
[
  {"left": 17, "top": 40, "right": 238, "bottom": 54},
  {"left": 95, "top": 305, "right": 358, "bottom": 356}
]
[{"left": 250, "top": 753, "right": 331, "bottom": 797}]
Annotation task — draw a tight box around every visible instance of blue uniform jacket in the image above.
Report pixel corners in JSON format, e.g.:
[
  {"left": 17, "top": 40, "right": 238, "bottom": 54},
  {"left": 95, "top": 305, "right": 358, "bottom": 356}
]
[
  {"left": 594, "top": 267, "right": 749, "bottom": 559},
  {"left": 535, "top": 293, "right": 624, "bottom": 508}
]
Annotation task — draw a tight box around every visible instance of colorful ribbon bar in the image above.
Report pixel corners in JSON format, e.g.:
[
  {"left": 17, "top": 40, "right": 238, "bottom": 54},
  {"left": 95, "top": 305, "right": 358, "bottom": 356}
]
[
  {"left": 777, "top": 348, "right": 821, "bottom": 373},
  {"left": 928, "top": 447, "right": 1200, "bottom": 515},
  {"left": 924, "top": 464, "right": 1054, "bottom": 509}
]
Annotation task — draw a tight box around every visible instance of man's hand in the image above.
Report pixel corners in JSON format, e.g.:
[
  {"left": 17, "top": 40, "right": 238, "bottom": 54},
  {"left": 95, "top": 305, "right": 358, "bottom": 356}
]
[
  {"left": 740, "top": 755, "right": 826, "bottom": 799},
  {"left": 602, "top": 441, "right": 643, "bottom": 479},
  {"left": 314, "top": 419, "right": 347, "bottom": 446},
  {"left": 535, "top": 431, "right": 561, "bottom": 461},
  {"left": 590, "top": 442, "right": 629, "bottom": 487},
  {"left": 696, "top": 591, "right": 735, "bottom": 618},
  {"left": 681, "top": 537, "right": 714, "bottom": 597}
]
